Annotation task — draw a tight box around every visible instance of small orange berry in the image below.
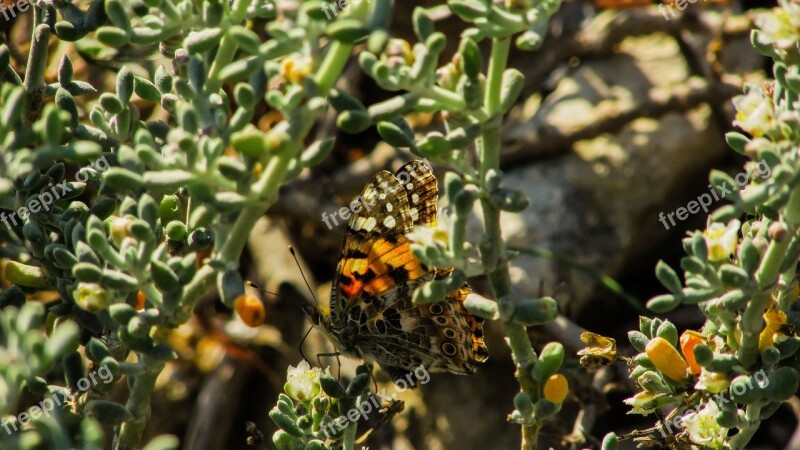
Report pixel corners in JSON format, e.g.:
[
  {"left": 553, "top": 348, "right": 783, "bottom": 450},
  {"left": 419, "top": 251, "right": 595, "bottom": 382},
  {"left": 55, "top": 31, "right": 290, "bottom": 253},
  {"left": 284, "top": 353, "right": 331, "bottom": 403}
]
[
  {"left": 543, "top": 373, "right": 569, "bottom": 404},
  {"left": 645, "top": 337, "right": 689, "bottom": 381},
  {"left": 679, "top": 330, "right": 704, "bottom": 375},
  {"left": 234, "top": 294, "right": 266, "bottom": 327},
  {"left": 135, "top": 291, "right": 146, "bottom": 310}
]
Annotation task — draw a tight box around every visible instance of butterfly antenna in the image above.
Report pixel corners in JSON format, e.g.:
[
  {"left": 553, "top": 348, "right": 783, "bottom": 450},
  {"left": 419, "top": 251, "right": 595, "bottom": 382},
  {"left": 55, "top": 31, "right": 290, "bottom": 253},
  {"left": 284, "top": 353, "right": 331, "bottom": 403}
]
[
  {"left": 245, "top": 280, "right": 286, "bottom": 301},
  {"left": 246, "top": 280, "right": 314, "bottom": 364},
  {"left": 289, "top": 246, "right": 318, "bottom": 304},
  {"left": 288, "top": 246, "right": 324, "bottom": 365}
]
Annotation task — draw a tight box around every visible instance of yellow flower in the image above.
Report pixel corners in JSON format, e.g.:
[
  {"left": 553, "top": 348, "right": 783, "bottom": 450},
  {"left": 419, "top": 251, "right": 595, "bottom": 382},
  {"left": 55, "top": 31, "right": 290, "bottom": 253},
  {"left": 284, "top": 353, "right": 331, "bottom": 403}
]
[
  {"left": 281, "top": 54, "right": 312, "bottom": 85},
  {"left": 759, "top": 307, "right": 787, "bottom": 351},
  {"left": 704, "top": 220, "right": 740, "bottom": 262}
]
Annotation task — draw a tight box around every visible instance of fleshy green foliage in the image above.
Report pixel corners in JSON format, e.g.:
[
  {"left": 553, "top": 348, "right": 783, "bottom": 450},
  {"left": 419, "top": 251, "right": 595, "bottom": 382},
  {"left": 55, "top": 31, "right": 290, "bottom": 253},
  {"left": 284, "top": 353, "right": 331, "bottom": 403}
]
[
  {"left": 597, "top": 2, "right": 800, "bottom": 449},
  {"left": 0, "top": 0, "right": 566, "bottom": 448},
  {"left": 269, "top": 362, "right": 375, "bottom": 450}
]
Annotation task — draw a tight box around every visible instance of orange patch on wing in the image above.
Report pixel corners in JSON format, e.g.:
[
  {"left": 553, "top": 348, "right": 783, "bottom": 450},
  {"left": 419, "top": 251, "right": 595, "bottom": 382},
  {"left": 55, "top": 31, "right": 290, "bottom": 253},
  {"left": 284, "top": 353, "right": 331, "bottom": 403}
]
[
  {"left": 338, "top": 238, "right": 428, "bottom": 299},
  {"left": 340, "top": 275, "right": 364, "bottom": 299}
]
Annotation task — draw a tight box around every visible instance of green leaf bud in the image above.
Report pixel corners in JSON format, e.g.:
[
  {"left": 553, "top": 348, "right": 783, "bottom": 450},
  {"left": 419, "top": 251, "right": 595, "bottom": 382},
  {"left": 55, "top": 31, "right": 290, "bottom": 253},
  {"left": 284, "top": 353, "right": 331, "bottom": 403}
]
[
  {"left": 729, "top": 375, "right": 763, "bottom": 404},
  {"left": 301, "top": 138, "right": 335, "bottom": 166},
  {"left": 337, "top": 110, "right": 372, "bottom": 134},
  {"left": 327, "top": 19, "right": 370, "bottom": 43},
  {"left": 511, "top": 297, "right": 557, "bottom": 326},
  {"left": 448, "top": 0, "right": 488, "bottom": 21},
  {"left": 655, "top": 260, "right": 682, "bottom": 295},
  {"left": 647, "top": 294, "right": 681, "bottom": 313},
  {"left": 656, "top": 320, "right": 679, "bottom": 348},
  {"left": 346, "top": 373, "right": 370, "bottom": 397},
  {"left": 151, "top": 260, "right": 181, "bottom": 293},
  {"left": 134, "top": 76, "right": 162, "bottom": 102},
  {"left": 764, "top": 367, "right": 799, "bottom": 401},
  {"left": 96, "top": 26, "right": 130, "bottom": 47},
  {"left": 268, "top": 409, "right": 304, "bottom": 437},
  {"left": 463, "top": 293, "right": 499, "bottom": 320},
  {"left": 532, "top": 342, "right": 565, "bottom": 381},
  {"left": 45, "top": 322, "right": 80, "bottom": 359},
  {"left": 378, "top": 121, "right": 414, "bottom": 148},
  {"left": 488, "top": 188, "right": 529, "bottom": 212},
  {"left": 601, "top": 433, "right": 618, "bottom": 450},
  {"left": 628, "top": 331, "right": 649, "bottom": 353},
  {"left": 109, "top": 303, "right": 137, "bottom": 325},
  {"left": 86, "top": 400, "right": 135, "bottom": 425},
  {"left": 320, "top": 375, "right": 346, "bottom": 398},
  {"left": 184, "top": 28, "right": 223, "bottom": 54},
  {"left": 101, "top": 270, "right": 139, "bottom": 291}
]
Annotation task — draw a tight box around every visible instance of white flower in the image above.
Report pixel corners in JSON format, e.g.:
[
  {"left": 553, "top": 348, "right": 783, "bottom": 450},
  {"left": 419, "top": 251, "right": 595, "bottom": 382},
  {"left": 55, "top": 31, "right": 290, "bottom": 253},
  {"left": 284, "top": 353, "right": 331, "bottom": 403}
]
[
  {"left": 694, "top": 369, "right": 730, "bottom": 394},
  {"left": 704, "top": 220, "right": 740, "bottom": 262},
  {"left": 682, "top": 401, "right": 727, "bottom": 449},
  {"left": 754, "top": 2, "right": 800, "bottom": 50},
  {"left": 284, "top": 361, "right": 322, "bottom": 402},
  {"left": 732, "top": 86, "right": 775, "bottom": 138},
  {"left": 406, "top": 211, "right": 451, "bottom": 250}
]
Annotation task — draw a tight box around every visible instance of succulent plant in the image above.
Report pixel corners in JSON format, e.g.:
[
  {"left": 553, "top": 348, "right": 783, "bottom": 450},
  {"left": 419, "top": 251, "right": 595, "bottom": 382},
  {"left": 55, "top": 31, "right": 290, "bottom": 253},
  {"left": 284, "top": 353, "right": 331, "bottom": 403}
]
[
  {"left": 587, "top": 2, "right": 800, "bottom": 448},
  {"left": 0, "top": 0, "right": 567, "bottom": 447}
]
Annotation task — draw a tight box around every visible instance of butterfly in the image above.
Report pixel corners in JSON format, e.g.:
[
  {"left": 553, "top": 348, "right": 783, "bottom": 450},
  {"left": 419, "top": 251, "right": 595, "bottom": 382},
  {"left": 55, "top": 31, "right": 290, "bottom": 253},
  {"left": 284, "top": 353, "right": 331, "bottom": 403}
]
[{"left": 304, "top": 160, "right": 489, "bottom": 383}]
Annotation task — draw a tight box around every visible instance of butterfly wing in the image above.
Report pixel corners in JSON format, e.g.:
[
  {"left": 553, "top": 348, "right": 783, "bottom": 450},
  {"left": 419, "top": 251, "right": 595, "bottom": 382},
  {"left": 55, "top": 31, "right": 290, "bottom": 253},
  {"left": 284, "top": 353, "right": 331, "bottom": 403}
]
[{"left": 328, "top": 161, "right": 488, "bottom": 380}]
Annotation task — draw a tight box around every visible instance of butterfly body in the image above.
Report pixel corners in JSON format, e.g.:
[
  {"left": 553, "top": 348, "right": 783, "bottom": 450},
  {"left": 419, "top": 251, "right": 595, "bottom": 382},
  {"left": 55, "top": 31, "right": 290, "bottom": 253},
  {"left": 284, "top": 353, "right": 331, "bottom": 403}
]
[{"left": 310, "top": 161, "right": 488, "bottom": 382}]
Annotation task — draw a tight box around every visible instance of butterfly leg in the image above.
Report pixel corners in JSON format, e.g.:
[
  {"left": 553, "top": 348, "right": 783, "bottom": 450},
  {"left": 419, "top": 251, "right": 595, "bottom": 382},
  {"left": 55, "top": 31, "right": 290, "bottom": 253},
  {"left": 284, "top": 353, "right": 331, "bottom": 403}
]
[{"left": 315, "top": 351, "right": 342, "bottom": 378}]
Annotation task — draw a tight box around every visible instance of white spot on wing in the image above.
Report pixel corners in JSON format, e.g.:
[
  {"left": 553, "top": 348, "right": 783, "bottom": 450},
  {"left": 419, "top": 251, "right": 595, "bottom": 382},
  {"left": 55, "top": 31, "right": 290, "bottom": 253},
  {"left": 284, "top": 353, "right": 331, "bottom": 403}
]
[
  {"left": 363, "top": 216, "right": 377, "bottom": 232},
  {"left": 410, "top": 208, "right": 419, "bottom": 221},
  {"left": 406, "top": 183, "right": 413, "bottom": 190},
  {"left": 383, "top": 216, "right": 396, "bottom": 228},
  {"left": 411, "top": 193, "right": 420, "bottom": 204},
  {"left": 386, "top": 203, "right": 393, "bottom": 212}
]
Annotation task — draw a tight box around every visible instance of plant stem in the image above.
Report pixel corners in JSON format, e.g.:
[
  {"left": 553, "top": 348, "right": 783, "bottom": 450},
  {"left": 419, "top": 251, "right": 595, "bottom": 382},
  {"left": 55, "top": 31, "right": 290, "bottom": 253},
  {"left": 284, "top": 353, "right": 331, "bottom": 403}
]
[
  {"left": 23, "top": 23, "right": 50, "bottom": 124},
  {"left": 205, "top": 0, "right": 251, "bottom": 95},
  {"left": 115, "top": 356, "right": 165, "bottom": 450},
  {"left": 342, "top": 420, "right": 357, "bottom": 450},
  {"left": 478, "top": 37, "right": 541, "bottom": 450}
]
